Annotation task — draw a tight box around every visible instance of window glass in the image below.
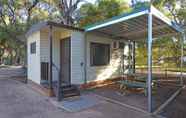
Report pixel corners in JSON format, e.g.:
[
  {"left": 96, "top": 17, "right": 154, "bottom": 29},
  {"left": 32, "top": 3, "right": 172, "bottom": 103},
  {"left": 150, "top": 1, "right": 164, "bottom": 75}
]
[
  {"left": 30, "top": 42, "right": 36, "bottom": 54},
  {"left": 90, "top": 43, "right": 110, "bottom": 66}
]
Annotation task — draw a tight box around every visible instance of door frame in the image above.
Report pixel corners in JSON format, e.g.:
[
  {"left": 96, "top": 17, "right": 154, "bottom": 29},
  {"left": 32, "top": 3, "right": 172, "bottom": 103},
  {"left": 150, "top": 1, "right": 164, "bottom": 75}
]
[{"left": 60, "top": 37, "right": 71, "bottom": 85}]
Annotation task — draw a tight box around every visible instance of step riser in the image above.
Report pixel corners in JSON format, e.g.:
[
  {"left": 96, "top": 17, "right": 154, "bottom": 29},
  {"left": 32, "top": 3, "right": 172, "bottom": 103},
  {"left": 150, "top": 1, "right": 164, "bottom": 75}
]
[
  {"left": 53, "top": 84, "right": 80, "bottom": 99},
  {"left": 63, "top": 93, "right": 80, "bottom": 98},
  {"left": 61, "top": 87, "right": 78, "bottom": 91},
  {"left": 63, "top": 90, "right": 80, "bottom": 94},
  {"left": 61, "top": 85, "right": 80, "bottom": 99}
]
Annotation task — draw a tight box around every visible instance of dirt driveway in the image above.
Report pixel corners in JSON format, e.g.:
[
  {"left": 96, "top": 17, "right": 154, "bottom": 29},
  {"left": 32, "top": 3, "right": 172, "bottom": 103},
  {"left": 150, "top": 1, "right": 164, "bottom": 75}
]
[{"left": 0, "top": 78, "right": 161, "bottom": 118}]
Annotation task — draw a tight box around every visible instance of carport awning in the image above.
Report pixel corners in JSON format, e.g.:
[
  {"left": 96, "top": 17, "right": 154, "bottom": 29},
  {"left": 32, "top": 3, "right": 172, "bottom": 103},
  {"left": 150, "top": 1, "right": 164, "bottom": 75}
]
[{"left": 85, "top": 6, "right": 182, "bottom": 41}]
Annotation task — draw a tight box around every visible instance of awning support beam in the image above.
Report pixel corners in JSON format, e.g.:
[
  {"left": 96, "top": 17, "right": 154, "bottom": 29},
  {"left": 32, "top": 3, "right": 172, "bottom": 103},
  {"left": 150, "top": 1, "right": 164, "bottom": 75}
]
[
  {"left": 180, "top": 33, "right": 185, "bottom": 85},
  {"left": 147, "top": 11, "right": 153, "bottom": 113},
  {"left": 132, "top": 41, "right": 136, "bottom": 73},
  {"left": 49, "top": 25, "right": 53, "bottom": 96}
]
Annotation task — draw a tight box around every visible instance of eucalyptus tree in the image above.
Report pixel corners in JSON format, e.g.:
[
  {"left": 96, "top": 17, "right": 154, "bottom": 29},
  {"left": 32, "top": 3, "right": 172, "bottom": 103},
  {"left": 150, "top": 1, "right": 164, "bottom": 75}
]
[
  {"left": 43, "top": 0, "right": 85, "bottom": 26},
  {"left": 152, "top": 0, "right": 186, "bottom": 67},
  {"left": 134, "top": 0, "right": 186, "bottom": 68},
  {"left": 0, "top": 0, "right": 40, "bottom": 43},
  {"left": 153, "top": 0, "right": 186, "bottom": 27},
  {"left": 0, "top": 0, "right": 85, "bottom": 65},
  {"left": 79, "top": 0, "right": 129, "bottom": 27},
  {"left": 0, "top": 0, "right": 45, "bottom": 65}
]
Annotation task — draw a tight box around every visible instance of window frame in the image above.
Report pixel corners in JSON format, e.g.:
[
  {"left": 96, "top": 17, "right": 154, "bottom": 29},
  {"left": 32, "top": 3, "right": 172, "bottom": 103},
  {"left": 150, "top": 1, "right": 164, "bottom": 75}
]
[
  {"left": 30, "top": 42, "right": 36, "bottom": 54},
  {"left": 90, "top": 42, "right": 110, "bottom": 66}
]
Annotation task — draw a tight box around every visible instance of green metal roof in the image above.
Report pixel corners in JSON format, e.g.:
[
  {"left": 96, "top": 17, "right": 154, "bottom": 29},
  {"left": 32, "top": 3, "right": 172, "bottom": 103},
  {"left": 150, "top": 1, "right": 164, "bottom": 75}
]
[
  {"left": 84, "top": 5, "right": 182, "bottom": 33},
  {"left": 84, "top": 4, "right": 150, "bottom": 30}
]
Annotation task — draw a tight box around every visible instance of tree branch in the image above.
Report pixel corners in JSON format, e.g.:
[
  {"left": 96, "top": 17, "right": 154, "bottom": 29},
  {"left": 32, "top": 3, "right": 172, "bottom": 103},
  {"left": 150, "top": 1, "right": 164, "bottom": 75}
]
[{"left": 25, "top": 0, "right": 39, "bottom": 30}]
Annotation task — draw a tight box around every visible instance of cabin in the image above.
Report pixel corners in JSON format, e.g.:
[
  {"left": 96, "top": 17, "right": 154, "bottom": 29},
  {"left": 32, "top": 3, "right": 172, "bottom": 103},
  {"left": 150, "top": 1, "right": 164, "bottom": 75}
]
[
  {"left": 26, "top": 21, "right": 132, "bottom": 98},
  {"left": 26, "top": 5, "right": 184, "bottom": 112}
]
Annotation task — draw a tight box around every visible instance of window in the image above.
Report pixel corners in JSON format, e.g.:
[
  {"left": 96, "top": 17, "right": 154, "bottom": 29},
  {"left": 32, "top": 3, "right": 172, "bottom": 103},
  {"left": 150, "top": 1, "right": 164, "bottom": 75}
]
[
  {"left": 119, "top": 42, "right": 125, "bottom": 49},
  {"left": 30, "top": 42, "right": 36, "bottom": 54},
  {"left": 90, "top": 43, "right": 110, "bottom": 66}
]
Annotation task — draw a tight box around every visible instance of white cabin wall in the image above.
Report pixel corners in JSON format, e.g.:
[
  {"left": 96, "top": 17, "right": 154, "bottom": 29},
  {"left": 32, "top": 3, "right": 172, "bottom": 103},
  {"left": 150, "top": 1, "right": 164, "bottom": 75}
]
[
  {"left": 40, "top": 30, "right": 49, "bottom": 63},
  {"left": 40, "top": 29, "right": 85, "bottom": 85},
  {"left": 85, "top": 33, "right": 128, "bottom": 83},
  {"left": 27, "top": 28, "right": 129, "bottom": 85},
  {"left": 27, "top": 31, "right": 41, "bottom": 84},
  {"left": 40, "top": 29, "right": 71, "bottom": 82},
  {"left": 71, "top": 31, "right": 85, "bottom": 85}
]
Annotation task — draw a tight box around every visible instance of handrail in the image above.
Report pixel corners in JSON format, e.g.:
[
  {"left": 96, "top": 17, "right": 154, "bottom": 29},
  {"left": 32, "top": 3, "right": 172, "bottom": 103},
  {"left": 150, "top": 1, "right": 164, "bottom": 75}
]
[
  {"left": 52, "top": 62, "right": 60, "bottom": 72},
  {"left": 52, "top": 62, "right": 62, "bottom": 101}
]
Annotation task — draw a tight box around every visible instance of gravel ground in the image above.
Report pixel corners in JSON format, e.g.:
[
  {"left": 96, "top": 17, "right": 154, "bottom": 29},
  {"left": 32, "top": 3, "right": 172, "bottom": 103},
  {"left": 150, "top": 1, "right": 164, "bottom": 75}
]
[
  {"left": 160, "top": 86, "right": 186, "bottom": 118},
  {"left": 0, "top": 78, "right": 158, "bottom": 118},
  {"left": 89, "top": 82, "right": 180, "bottom": 112}
]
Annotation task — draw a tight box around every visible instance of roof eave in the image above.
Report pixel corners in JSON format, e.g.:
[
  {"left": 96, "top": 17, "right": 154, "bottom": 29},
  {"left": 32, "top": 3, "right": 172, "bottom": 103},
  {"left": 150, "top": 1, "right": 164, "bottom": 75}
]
[
  {"left": 25, "top": 21, "right": 48, "bottom": 37},
  {"left": 47, "top": 21, "right": 84, "bottom": 32},
  {"left": 151, "top": 6, "right": 183, "bottom": 33},
  {"left": 26, "top": 21, "right": 84, "bottom": 37}
]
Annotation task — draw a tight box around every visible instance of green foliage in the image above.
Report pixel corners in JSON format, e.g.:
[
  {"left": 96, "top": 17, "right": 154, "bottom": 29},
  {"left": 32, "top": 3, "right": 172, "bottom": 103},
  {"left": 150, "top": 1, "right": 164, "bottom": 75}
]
[
  {"left": 133, "top": 1, "right": 150, "bottom": 10},
  {"left": 0, "top": 0, "right": 48, "bottom": 65},
  {"left": 153, "top": 0, "right": 186, "bottom": 26},
  {"left": 79, "top": 0, "right": 130, "bottom": 27},
  {"left": 133, "top": 0, "right": 186, "bottom": 68},
  {"left": 98, "top": 0, "right": 125, "bottom": 18},
  {"left": 136, "top": 37, "right": 183, "bottom": 68}
]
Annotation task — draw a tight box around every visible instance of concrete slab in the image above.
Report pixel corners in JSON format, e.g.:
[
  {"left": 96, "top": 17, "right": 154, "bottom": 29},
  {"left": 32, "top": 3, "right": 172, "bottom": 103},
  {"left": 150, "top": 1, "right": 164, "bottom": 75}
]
[{"left": 50, "top": 94, "right": 106, "bottom": 112}]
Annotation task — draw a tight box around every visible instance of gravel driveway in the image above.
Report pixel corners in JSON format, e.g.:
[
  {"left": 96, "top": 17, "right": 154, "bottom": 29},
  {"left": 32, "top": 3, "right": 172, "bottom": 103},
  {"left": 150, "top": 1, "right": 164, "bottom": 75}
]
[{"left": 0, "top": 78, "right": 161, "bottom": 118}]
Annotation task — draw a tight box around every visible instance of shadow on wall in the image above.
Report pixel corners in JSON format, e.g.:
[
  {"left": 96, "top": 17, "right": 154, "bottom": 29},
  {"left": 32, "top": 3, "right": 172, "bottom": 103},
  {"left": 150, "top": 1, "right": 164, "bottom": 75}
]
[{"left": 95, "top": 49, "right": 128, "bottom": 81}]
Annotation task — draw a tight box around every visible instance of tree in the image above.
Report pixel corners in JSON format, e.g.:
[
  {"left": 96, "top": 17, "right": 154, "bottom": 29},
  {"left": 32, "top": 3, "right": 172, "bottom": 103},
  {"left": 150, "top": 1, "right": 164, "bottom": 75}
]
[
  {"left": 0, "top": 0, "right": 49, "bottom": 65},
  {"left": 79, "top": 0, "right": 129, "bottom": 27},
  {"left": 152, "top": 0, "right": 186, "bottom": 67},
  {"left": 0, "top": 0, "right": 84, "bottom": 65},
  {"left": 44, "top": 0, "right": 84, "bottom": 26},
  {"left": 152, "top": 0, "right": 186, "bottom": 26},
  {"left": 125, "top": 1, "right": 186, "bottom": 68},
  {"left": 131, "top": 0, "right": 186, "bottom": 26},
  {"left": 0, "top": 0, "right": 40, "bottom": 44}
]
